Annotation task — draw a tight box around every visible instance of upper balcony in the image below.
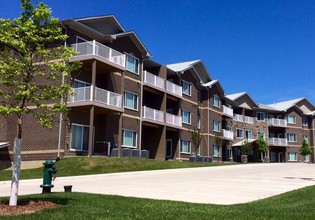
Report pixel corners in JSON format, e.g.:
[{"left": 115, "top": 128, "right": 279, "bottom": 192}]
[
  {"left": 166, "top": 113, "right": 182, "bottom": 128},
  {"left": 268, "top": 138, "right": 287, "bottom": 146},
  {"left": 70, "top": 40, "right": 126, "bottom": 71},
  {"left": 143, "top": 71, "right": 165, "bottom": 91},
  {"left": 142, "top": 106, "right": 164, "bottom": 125},
  {"left": 166, "top": 81, "right": 182, "bottom": 98},
  {"left": 222, "top": 105, "right": 233, "bottom": 117},
  {"left": 222, "top": 129, "right": 233, "bottom": 140},
  {"left": 267, "top": 118, "right": 287, "bottom": 127},
  {"left": 233, "top": 114, "right": 254, "bottom": 124},
  {"left": 67, "top": 86, "right": 123, "bottom": 112}
]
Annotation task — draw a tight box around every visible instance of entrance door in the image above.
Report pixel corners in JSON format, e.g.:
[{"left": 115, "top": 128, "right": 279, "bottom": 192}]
[
  {"left": 278, "top": 152, "right": 283, "bottom": 162},
  {"left": 166, "top": 139, "right": 172, "bottom": 159}
]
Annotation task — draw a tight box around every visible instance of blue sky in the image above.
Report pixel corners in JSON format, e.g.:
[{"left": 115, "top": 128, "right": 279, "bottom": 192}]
[{"left": 1, "top": 0, "right": 314, "bottom": 105}]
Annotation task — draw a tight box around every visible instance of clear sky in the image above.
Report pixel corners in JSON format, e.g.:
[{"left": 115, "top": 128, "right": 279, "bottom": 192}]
[{"left": 1, "top": 0, "right": 314, "bottom": 105}]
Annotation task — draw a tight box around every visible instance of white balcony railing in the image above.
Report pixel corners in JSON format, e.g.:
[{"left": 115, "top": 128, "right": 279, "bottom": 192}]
[
  {"left": 143, "top": 71, "right": 165, "bottom": 90},
  {"left": 166, "top": 113, "right": 182, "bottom": 127},
  {"left": 268, "top": 138, "right": 287, "bottom": 146},
  {"left": 142, "top": 106, "right": 164, "bottom": 123},
  {"left": 233, "top": 114, "right": 244, "bottom": 122},
  {"left": 244, "top": 116, "right": 254, "bottom": 124},
  {"left": 222, "top": 129, "right": 233, "bottom": 140},
  {"left": 71, "top": 40, "right": 126, "bottom": 68},
  {"left": 222, "top": 105, "right": 233, "bottom": 117},
  {"left": 68, "top": 86, "right": 122, "bottom": 108},
  {"left": 267, "top": 118, "right": 287, "bottom": 127},
  {"left": 166, "top": 81, "right": 182, "bottom": 97}
]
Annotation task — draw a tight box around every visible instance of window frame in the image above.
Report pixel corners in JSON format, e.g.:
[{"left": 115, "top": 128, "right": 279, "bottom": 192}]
[
  {"left": 70, "top": 123, "right": 91, "bottom": 152},
  {"left": 181, "top": 109, "right": 191, "bottom": 125},
  {"left": 213, "top": 120, "right": 220, "bottom": 132},
  {"left": 287, "top": 133, "right": 297, "bottom": 142},
  {"left": 213, "top": 96, "right": 220, "bottom": 108},
  {"left": 124, "top": 91, "right": 138, "bottom": 111},
  {"left": 125, "top": 54, "right": 139, "bottom": 74},
  {"left": 180, "top": 140, "right": 191, "bottom": 154},
  {"left": 245, "top": 130, "right": 252, "bottom": 140},
  {"left": 288, "top": 152, "right": 297, "bottom": 161},
  {"left": 181, "top": 80, "right": 191, "bottom": 96},
  {"left": 236, "top": 128, "right": 244, "bottom": 139},
  {"left": 122, "top": 129, "right": 137, "bottom": 148},
  {"left": 287, "top": 115, "right": 296, "bottom": 124},
  {"left": 302, "top": 117, "right": 308, "bottom": 126},
  {"left": 213, "top": 145, "right": 219, "bottom": 157},
  {"left": 256, "top": 112, "right": 265, "bottom": 121}
]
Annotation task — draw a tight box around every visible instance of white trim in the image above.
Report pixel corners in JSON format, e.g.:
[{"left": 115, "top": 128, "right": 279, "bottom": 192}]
[
  {"left": 236, "top": 128, "right": 244, "bottom": 139},
  {"left": 181, "top": 79, "right": 191, "bottom": 96},
  {"left": 287, "top": 115, "right": 296, "bottom": 124},
  {"left": 125, "top": 53, "right": 139, "bottom": 75},
  {"left": 122, "top": 129, "right": 137, "bottom": 148},
  {"left": 213, "top": 120, "right": 220, "bottom": 132},
  {"left": 180, "top": 140, "right": 191, "bottom": 154},
  {"left": 181, "top": 109, "right": 191, "bottom": 125},
  {"left": 288, "top": 152, "right": 297, "bottom": 161},
  {"left": 70, "top": 123, "right": 94, "bottom": 152},
  {"left": 124, "top": 91, "right": 138, "bottom": 111},
  {"left": 245, "top": 129, "right": 252, "bottom": 139},
  {"left": 287, "top": 133, "right": 297, "bottom": 142},
  {"left": 213, "top": 95, "right": 220, "bottom": 108}
]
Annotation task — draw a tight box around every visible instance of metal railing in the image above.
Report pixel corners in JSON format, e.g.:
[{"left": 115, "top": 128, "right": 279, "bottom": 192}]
[
  {"left": 268, "top": 138, "right": 287, "bottom": 146},
  {"left": 222, "top": 129, "right": 233, "bottom": 140},
  {"left": 244, "top": 116, "right": 254, "bottom": 124},
  {"left": 68, "top": 86, "right": 122, "bottom": 108},
  {"left": 142, "top": 106, "right": 164, "bottom": 123},
  {"left": 143, "top": 71, "right": 165, "bottom": 90},
  {"left": 267, "top": 118, "right": 287, "bottom": 127},
  {"left": 166, "top": 113, "right": 182, "bottom": 127},
  {"left": 71, "top": 40, "right": 126, "bottom": 68},
  {"left": 222, "top": 105, "right": 233, "bottom": 117},
  {"left": 166, "top": 81, "right": 182, "bottom": 97},
  {"left": 233, "top": 114, "right": 244, "bottom": 122}
]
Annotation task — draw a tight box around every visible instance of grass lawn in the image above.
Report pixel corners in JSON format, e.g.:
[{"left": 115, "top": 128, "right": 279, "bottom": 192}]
[
  {"left": 1, "top": 185, "right": 315, "bottom": 219},
  {"left": 0, "top": 157, "right": 235, "bottom": 181}
]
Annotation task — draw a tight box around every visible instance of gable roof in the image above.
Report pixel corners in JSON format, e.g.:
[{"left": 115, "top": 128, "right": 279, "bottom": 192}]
[
  {"left": 225, "top": 92, "right": 258, "bottom": 109},
  {"left": 225, "top": 92, "right": 247, "bottom": 101},
  {"left": 268, "top": 98, "right": 305, "bottom": 111},
  {"left": 202, "top": 80, "right": 225, "bottom": 94}
]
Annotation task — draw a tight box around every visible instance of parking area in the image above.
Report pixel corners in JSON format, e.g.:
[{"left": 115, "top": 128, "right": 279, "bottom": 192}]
[{"left": 1, "top": 163, "right": 315, "bottom": 204}]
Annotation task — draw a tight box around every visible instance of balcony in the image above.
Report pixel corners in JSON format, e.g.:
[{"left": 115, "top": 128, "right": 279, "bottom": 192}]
[
  {"left": 142, "top": 106, "right": 164, "bottom": 124},
  {"left": 71, "top": 40, "right": 126, "bottom": 69},
  {"left": 67, "top": 86, "right": 122, "bottom": 111},
  {"left": 166, "top": 81, "right": 182, "bottom": 98},
  {"left": 166, "top": 113, "right": 182, "bottom": 128},
  {"left": 233, "top": 114, "right": 254, "bottom": 124},
  {"left": 268, "top": 138, "right": 287, "bottom": 146},
  {"left": 222, "top": 129, "right": 233, "bottom": 140},
  {"left": 244, "top": 116, "right": 254, "bottom": 124},
  {"left": 143, "top": 71, "right": 165, "bottom": 91},
  {"left": 222, "top": 105, "right": 233, "bottom": 117},
  {"left": 268, "top": 118, "right": 287, "bottom": 127}
]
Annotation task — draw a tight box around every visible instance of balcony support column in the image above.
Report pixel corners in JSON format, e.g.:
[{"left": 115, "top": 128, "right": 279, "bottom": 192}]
[
  {"left": 118, "top": 70, "right": 125, "bottom": 158},
  {"left": 87, "top": 60, "right": 96, "bottom": 157}
]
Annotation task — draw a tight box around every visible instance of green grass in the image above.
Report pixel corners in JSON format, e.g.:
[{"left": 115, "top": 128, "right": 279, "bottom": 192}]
[
  {"left": 0, "top": 157, "right": 235, "bottom": 181},
  {"left": 1, "top": 185, "right": 315, "bottom": 219}
]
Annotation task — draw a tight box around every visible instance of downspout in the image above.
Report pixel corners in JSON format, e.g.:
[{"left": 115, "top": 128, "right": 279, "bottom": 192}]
[
  {"left": 139, "top": 60, "right": 144, "bottom": 157},
  {"left": 177, "top": 71, "right": 182, "bottom": 161},
  {"left": 207, "top": 87, "right": 210, "bottom": 158},
  {"left": 313, "top": 116, "right": 315, "bottom": 163}
]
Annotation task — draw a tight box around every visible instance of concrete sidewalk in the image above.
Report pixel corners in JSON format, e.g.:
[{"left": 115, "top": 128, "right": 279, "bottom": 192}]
[{"left": 1, "top": 163, "right": 315, "bottom": 204}]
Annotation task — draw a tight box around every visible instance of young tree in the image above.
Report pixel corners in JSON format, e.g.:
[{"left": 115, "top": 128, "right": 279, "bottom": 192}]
[
  {"left": 0, "top": 0, "right": 79, "bottom": 206},
  {"left": 299, "top": 138, "right": 312, "bottom": 162},
  {"left": 241, "top": 139, "right": 252, "bottom": 163},
  {"left": 191, "top": 128, "right": 202, "bottom": 162},
  {"left": 257, "top": 134, "right": 269, "bottom": 162}
]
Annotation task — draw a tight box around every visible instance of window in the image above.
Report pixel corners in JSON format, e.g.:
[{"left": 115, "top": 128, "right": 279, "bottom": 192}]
[
  {"left": 236, "top": 128, "right": 243, "bottom": 138},
  {"left": 124, "top": 91, "right": 138, "bottom": 110},
  {"left": 213, "top": 120, "right": 220, "bottom": 132},
  {"left": 245, "top": 130, "right": 252, "bottom": 139},
  {"left": 256, "top": 112, "right": 265, "bottom": 121},
  {"left": 181, "top": 80, "right": 191, "bottom": 96},
  {"left": 70, "top": 124, "right": 89, "bottom": 151},
  {"left": 181, "top": 140, "right": 191, "bottom": 154},
  {"left": 122, "top": 129, "right": 137, "bottom": 147},
  {"left": 197, "top": 90, "right": 201, "bottom": 102},
  {"left": 304, "top": 155, "right": 310, "bottom": 162},
  {"left": 303, "top": 135, "right": 309, "bottom": 143},
  {"left": 287, "top": 115, "right": 296, "bottom": 124},
  {"left": 197, "top": 113, "right": 201, "bottom": 129},
  {"left": 126, "top": 54, "right": 139, "bottom": 74},
  {"left": 288, "top": 152, "right": 297, "bottom": 161},
  {"left": 181, "top": 110, "right": 191, "bottom": 124},
  {"left": 287, "top": 133, "right": 297, "bottom": 142},
  {"left": 213, "top": 96, "right": 220, "bottom": 108},
  {"left": 213, "top": 145, "right": 219, "bottom": 157},
  {"left": 302, "top": 117, "right": 308, "bottom": 126},
  {"left": 257, "top": 131, "right": 265, "bottom": 139}
]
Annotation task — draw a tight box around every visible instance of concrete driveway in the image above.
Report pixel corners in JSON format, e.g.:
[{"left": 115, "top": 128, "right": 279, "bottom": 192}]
[{"left": 1, "top": 163, "right": 315, "bottom": 204}]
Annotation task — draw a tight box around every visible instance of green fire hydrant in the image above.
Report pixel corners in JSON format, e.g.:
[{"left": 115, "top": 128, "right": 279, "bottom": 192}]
[{"left": 40, "top": 159, "right": 57, "bottom": 193}]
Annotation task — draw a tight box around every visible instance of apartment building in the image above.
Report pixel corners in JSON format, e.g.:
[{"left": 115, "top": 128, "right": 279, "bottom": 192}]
[{"left": 0, "top": 15, "right": 314, "bottom": 165}]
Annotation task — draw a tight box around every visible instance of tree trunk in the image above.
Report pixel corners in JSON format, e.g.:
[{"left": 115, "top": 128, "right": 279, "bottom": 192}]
[{"left": 9, "top": 117, "right": 23, "bottom": 206}]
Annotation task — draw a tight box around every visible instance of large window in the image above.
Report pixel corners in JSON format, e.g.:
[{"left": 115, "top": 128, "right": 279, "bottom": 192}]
[
  {"left": 181, "top": 110, "right": 191, "bottom": 124},
  {"left": 256, "top": 112, "right": 265, "bottom": 121},
  {"left": 287, "top": 115, "right": 296, "bottom": 124},
  {"left": 287, "top": 133, "right": 297, "bottom": 142},
  {"left": 288, "top": 152, "right": 297, "bottom": 161},
  {"left": 257, "top": 131, "right": 265, "bottom": 139},
  {"left": 302, "top": 117, "right": 308, "bottom": 126},
  {"left": 126, "top": 54, "right": 139, "bottom": 74},
  {"left": 304, "top": 155, "right": 310, "bottom": 162},
  {"left": 181, "top": 80, "right": 191, "bottom": 96},
  {"left": 213, "top": 96, "right": 220, "bottom": 108},
  {"left": 213, "top": 120, "right": 220, "bottom": 132},
  {"left": 124, "top": 91, "right": 138, "bottom": 110},
  {"left": 180, "top": 140, "right": 191, "bottom": 154},
  {"left": 213, "top": 145, "right": 219, "bottom": 157},
  {"left": 70, "top": 124, "right": 89, "bottom": 151},
  {"left": 245, "top": 130, "right": 252, "bottom": 139},
  {"left": 122, "top": 129, "right": 137, "bottom": 147},
  {"left": 236, "top": 128, "right": 243, "bottom": 138}
]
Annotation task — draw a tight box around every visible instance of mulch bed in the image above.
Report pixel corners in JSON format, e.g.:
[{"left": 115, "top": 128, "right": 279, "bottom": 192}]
[{"left": 0, "top": 200, "right": 59, "bottom": 216}]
